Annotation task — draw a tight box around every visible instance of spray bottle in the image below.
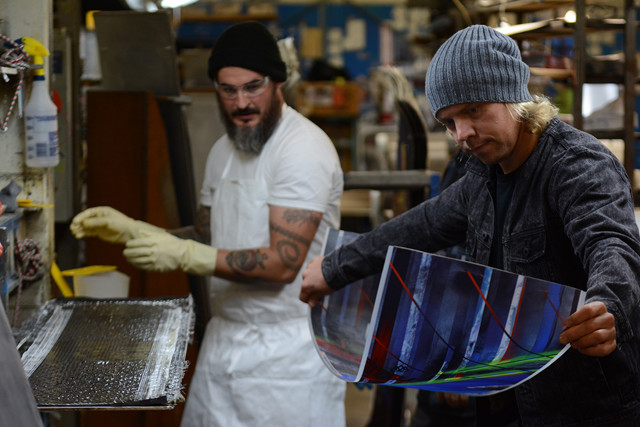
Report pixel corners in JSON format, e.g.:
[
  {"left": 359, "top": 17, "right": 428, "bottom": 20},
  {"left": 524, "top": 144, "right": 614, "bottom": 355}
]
[{"left": 21, "top": 37, "right": 59, "bottom": 168}]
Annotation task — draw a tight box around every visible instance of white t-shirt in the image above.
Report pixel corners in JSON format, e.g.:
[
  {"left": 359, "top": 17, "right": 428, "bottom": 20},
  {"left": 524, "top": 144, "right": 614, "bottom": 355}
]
[{"left": 199, "top": 104, "right": 343, "bottom": 322}]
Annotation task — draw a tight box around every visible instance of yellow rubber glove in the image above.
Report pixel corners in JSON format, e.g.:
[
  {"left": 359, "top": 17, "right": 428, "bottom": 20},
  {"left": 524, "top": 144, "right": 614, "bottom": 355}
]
[
  {"left": 70, "top": 206, "right": 167, "bottom": 244},
  {"left": 123, "top": 230, "right": 218, "bottom": 275}
]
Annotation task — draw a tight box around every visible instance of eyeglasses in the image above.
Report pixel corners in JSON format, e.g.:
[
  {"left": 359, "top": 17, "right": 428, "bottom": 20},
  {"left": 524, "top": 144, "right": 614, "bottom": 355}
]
[{"left": 214, "top": 76, "right": 270, "bottom": 100}]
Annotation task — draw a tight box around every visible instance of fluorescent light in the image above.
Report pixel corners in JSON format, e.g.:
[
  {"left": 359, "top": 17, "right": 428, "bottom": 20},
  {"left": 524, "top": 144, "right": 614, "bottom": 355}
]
[
  {"left": 564, "top": 10, "right": 576, "bottom": 23},
  {"left": 124, "top": 0, "right": 158, "bottom": 11},
  {"left": 161, "top": 0, "right": 198, "bottom": 8}
]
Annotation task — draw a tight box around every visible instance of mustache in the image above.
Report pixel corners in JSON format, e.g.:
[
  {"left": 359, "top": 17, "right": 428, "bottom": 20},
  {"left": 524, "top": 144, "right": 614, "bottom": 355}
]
[{"left": 231, "top": 107, "right": 260, "bottom": 117}]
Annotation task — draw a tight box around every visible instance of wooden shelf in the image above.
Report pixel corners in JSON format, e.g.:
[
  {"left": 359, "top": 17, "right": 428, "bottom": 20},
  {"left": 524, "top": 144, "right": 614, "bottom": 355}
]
[
  {"left": 179, "top": 13, "right": 278, "bottom": 24},
  {"left": 530, "top": 64, "right": 631, "bottom": 84},
  {"left": 468, "top": 0, "right": 573, "bottom": 14},
  {"left": 343, "top": 170, "right": 438, "bottom": 191},
  {"left": 497, "top": 17, "right": 627, "bottom": 39},
  {"left": 530, "top": 66, "right": 573, "bottom": 79}
]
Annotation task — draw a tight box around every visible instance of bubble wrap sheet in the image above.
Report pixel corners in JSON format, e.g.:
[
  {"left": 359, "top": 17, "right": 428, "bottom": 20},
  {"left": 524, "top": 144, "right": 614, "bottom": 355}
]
[{"left": 15, "top": 296, "right": 194, "bottom": 409}]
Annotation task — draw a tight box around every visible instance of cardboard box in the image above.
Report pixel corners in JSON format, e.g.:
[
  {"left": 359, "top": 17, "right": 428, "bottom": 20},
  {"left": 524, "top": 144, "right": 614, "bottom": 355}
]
[{"left": 295, "top": 81, "right": 361, "bottom": 117}]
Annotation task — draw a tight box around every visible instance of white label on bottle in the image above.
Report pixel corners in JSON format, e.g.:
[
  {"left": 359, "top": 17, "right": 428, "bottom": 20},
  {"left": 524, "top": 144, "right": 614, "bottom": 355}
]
[{"left": 25, "top": 115, "right": 58, "bottom": 160}]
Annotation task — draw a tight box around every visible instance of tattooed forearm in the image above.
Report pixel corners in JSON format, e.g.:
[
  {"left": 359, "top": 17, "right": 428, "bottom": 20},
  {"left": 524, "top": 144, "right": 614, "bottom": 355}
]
[
  {"left": 226, "top": 249, "right": 268, "bottom": 275},
  {"left": 194, "top": 207, "right": 211, "bottom": 243},
  {"left": 171, "top": 207, "right": 211, "bottom": 243},
  {"left": 171, "top": 226, "right": 200, "bottom": 241},
  {"left": 269, "top": 221, "right": 312, "bottom": 246},
  {"left": 276, "top": 240, "right": 301, "bottom": 271},
  {"left": 269, "top": 221, "right": 312, "bottom": 271},
  {"left": 283, "top": 209, "right": 321, "bottom": 227}
]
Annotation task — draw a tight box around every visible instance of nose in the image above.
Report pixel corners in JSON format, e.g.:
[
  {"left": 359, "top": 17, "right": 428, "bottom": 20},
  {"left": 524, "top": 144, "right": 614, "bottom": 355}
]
[
  {"left": 234, "top": 91, "right": 251, "bottom": 108},
  {"left": 453, "top": 118, "right": 475, "bottom": 148}
]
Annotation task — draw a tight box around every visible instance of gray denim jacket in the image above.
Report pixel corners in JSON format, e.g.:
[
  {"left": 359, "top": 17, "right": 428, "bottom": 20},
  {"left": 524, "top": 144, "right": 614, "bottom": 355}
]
[{"left": 324, "top": 118, "right": 640, "bottom": 424}]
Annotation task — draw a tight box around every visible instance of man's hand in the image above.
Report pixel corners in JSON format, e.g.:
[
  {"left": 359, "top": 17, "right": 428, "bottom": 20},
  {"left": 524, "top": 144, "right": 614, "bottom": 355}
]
[
  {"left": 300, "top": 256, "right": 334, "bottom": 307},
  {"left": 123, "top": 230, "right": 218, "bottom": 275},
  {"left": 70, "top": 206, "right": 166, "bottom": 244},
  {"left": 559, "top": 301, "right": 617, "bottom": 357}
]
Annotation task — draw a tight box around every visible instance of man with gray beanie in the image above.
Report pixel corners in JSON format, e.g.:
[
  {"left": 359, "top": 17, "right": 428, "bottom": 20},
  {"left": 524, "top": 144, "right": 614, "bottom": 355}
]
[
  {"left": 70, "top": 21, "right": 346, "bottom": 426},
  {"left": 300, "top": 24, "right": 640, "bottom": 426}
]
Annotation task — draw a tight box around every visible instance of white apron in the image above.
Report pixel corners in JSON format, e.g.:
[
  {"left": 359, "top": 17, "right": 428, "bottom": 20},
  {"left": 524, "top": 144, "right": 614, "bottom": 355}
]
[{"left": 181, "top": 146, "right": 345, "bottom": 427}]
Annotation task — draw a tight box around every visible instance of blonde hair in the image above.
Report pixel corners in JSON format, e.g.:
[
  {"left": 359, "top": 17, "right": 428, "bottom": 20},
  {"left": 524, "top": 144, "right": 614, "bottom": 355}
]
[{"left": 507, "top": 95, "right": 559, "bottom": 135}]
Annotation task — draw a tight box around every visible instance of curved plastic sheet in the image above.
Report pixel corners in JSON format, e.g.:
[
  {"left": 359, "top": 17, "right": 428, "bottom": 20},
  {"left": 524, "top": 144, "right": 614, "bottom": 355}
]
[{"left": 309, "top": 229, "right": 586, "bottom": 396}]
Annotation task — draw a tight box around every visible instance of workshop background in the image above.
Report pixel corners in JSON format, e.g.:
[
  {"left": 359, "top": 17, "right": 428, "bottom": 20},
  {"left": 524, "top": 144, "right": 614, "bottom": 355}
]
[{"left": 1, "top": 0, "right": 639, "bottom": 426}]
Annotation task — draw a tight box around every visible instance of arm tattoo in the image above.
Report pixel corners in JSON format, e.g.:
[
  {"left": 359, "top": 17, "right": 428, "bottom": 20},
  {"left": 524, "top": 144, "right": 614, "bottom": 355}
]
[
  {"left": 194, "top": 207, "right": 211, "bottom": 243},
  {"left": 276, "top": 241, "right": 301, "bottom": 270},
  {"left": 283, "top": 209, "right": 321, "bottom": 227},
  {"left": 226, "top": 249, "right": 268, "bottom": 275},
  {"left": 269, "top": 221, "right": 312, "bottom": 271},
  {"left": 172, "top": 226, "right": 200, "bottom": 241},
  {"left": 270, "top": 222, "right": 312, "bottom": 246},
  {"left": 171, "top": 208, "right": 211, "bottom": 243}
]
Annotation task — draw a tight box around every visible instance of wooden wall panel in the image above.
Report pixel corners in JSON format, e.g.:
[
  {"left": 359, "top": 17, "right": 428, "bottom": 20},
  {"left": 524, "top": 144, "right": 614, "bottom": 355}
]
[{"left": 84, "top": 90, "right": 193, "bottom": 426}]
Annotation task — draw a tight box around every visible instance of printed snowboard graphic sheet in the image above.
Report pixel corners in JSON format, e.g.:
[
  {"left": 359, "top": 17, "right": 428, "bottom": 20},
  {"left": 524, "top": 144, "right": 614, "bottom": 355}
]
[{"left": 309, "top": 229, "right": 586, "bottom": 395}]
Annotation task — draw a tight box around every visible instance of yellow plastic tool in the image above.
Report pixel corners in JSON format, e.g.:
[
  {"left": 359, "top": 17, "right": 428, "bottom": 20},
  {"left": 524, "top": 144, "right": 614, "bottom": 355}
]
[
  {"left": 50, "top": 262, "right": 74, "bottom": 297},
  {"left": 61, "top": 265, "right": 117, "bottom": 277},
  {"left": 18, "top": 199, "right": 54, "bottom": 209}
]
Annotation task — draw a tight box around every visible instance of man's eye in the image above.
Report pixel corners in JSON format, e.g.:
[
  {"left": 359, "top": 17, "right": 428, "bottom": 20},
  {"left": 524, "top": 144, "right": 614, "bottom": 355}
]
[
  {"left": 245, "top": 83, "right": 261, "bottom": 92},
  {"left": 221, "top": 86, "right": 236, "bottom": 95}
]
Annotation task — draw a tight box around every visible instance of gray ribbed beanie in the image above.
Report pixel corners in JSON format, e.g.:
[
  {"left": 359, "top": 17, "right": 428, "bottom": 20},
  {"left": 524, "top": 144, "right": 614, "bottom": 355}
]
[{"left": 425, "top": 25, "right": 532, "bottom": 117}]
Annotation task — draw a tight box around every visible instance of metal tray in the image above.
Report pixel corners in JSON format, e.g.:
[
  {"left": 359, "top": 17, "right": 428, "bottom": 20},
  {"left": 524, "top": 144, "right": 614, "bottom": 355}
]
[{"left": 15, "top": 296, "right": 193, "bottom": 409}]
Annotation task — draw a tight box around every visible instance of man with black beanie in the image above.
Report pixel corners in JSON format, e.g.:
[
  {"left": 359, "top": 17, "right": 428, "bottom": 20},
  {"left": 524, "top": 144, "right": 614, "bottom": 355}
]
[
  {"left": 70, "top": 21, "right": 346, "bottom": 426},
  {"left": 300, "top": 25, "right": 640, "bottom": 425}
]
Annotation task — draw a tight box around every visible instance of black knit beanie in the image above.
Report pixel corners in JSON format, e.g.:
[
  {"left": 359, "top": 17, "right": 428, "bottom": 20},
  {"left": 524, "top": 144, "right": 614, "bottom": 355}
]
[
  {"left": 425, "top": 25, "right": 532, "bottom": 118},
  {"left": 208, "top": 21, "right": 287, "bottom": 82}
]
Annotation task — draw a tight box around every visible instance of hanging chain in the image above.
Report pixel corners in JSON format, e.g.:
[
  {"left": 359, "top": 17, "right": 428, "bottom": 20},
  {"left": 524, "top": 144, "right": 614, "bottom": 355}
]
[
  {"left": 12, "top": 238, "right": 43, "bottom": 327},
  {"left": 0, "top": 34, "right": 30, "bottom": 133}
]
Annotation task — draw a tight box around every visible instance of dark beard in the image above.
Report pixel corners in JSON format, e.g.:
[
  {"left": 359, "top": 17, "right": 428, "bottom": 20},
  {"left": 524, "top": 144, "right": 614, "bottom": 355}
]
[{"left": 218, "top": 87, "right": 281, "bottom": 154}]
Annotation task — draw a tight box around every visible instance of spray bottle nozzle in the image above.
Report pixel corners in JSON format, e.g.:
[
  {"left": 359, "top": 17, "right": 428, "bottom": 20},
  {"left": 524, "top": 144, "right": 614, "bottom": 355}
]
[{"left": 18, "top": 37, "right": 49, "bottom": 76}]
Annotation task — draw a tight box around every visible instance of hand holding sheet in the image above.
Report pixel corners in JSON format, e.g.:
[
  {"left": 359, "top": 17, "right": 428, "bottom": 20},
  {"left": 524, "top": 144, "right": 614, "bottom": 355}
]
[
  {"left": 559, "top": 301, "right": 616, "bottom": 357},
  {"left": 300, "top": 256, "right": 332, "bottom": 307}
]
